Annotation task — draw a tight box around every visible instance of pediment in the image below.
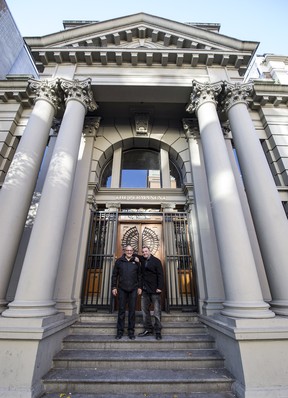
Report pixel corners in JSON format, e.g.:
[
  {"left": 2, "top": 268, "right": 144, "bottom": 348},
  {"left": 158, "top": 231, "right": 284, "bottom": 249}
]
[{"left": 26, "top": 13, "right": 258, "bottom": 73}]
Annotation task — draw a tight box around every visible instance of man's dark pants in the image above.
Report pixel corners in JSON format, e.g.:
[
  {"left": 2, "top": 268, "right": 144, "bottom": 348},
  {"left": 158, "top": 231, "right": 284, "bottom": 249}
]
[
  {"left": 141, "top": 291, "right": 162, "bottom": 333},
  {"left": 117, "top": 288, "right": 138, "bottom": 335}
]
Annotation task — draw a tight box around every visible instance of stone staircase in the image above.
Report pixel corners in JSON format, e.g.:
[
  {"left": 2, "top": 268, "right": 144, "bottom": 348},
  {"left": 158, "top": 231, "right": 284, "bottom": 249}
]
[{"left": 41, "top": 312, "right": 236, "bottom": 398}]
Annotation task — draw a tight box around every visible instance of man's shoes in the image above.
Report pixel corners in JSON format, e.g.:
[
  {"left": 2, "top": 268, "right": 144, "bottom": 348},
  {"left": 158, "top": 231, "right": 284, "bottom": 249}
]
[
  {"left": 115, "top": 333, "right": 123, "bottom": 340},
  {"left": 128, "top": 334, "right": 135, "bottom": 340},
  {"left": 138, "top": 330, "right": 153, "bottom": 337},
  {"left": 156, "top": 333, "right": 162, "bottom": 340}
]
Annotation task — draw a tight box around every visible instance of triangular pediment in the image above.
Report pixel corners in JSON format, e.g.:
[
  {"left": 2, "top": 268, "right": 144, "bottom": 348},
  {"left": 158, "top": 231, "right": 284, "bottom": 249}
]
[{"left": 26, "top": 13, "right": 258, "bottom": 73}]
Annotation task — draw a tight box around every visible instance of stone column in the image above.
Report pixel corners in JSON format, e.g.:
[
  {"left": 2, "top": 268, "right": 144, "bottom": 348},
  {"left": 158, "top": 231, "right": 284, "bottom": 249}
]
[
  {"left": 183, "top": 118, "right": 225, "bottom": 315},
  {"left": 222, "top": 82, "right": 288, "bottom": 316},
  {"left": 54, "top": 117, "right": 101, "bottom": 315},
  {"left": 186, "top": 80, "right": 274, "bottom": 319},
  {"left": 2, "top": 78, "right": 97, "bottom": 318},
  {"left": 0, "top": 79, "right": 60, "bottom": 312}
]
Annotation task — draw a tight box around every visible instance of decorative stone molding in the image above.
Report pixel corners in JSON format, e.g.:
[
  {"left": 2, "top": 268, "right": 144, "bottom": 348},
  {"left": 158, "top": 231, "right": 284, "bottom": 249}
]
[
  {"left": 87, "top": 193, "right": 97, "bottom": 211},
  {"left": 83, "top": 117, "right": 101, "bottom": 137},
  {"left": 182, "top": 118, "right": 199, "bottom": 139},
  {"left": 51, "top": 118, "right": 62, "bottom": 135},
  {"left": 106, "top": 202, "right": 121, "bottom": 211},
  {"left": 220, "top": 82, "right": 253, "bottom": 113},
  {"left": 186, "top": 80, "right": 222, "bottom": 114},
  {"left": 221, "top": 120, "right": 232, "bottom": 138},
  {"left": 60, "top": 78, "right": 98, "bottom": 112},
  {"left": 28, "top": 78, "right": 62, "bottom": 111},
  {"left": 161, "top": 202, "right": 176, "bottom": 212},
  {"left": 135, "top": 113, "right": 150, "bottom": 135}
]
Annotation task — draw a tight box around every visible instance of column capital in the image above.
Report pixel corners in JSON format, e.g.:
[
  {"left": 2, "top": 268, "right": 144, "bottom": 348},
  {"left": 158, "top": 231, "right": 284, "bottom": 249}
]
[
  {"left": 60, "top": 78, "right": 98, "bottom": 113},
  {"left": 220, "top": 82, "right": 253, "bottom": 112},
  {"left": 29, "top": 78, "right": 62, "bottom": 112},
  {"left": 186, "top": 80, "right": 222, "bottom": 114},
  {"left": 182, "top": 118, "right": 199, "bottom": 139},
  {"left": 83, "top": 116, "right": 101, "bottom": 137}
]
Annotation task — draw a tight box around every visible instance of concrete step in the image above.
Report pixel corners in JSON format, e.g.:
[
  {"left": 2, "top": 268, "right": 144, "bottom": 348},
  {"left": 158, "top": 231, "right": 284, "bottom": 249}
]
[
  {"left": 63, "top": 333, "right": 215, "bottom": 350},
  {"left": 71, "top": 321, "right": 207, "bottom": 335},
  {"left": 42, "top": 393, "right": 236, "bottom": 398},
  {"left": 79, "top": 311, "right": 200, "bottom": 324},
  {"left": 53, "top": 348, "right": 224, "bottom": 369},
  {"left": 43, "top": 367, "right": 234, "bottom": 394}
]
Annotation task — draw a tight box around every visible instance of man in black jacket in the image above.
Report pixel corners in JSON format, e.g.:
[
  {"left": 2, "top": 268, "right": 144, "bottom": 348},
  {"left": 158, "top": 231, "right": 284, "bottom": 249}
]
[
  {"left": 138, "top": 246, "right": 164, "bottom": 340},
  {"left": 112, "top": 245, "right": 142, "bottom": 340}
]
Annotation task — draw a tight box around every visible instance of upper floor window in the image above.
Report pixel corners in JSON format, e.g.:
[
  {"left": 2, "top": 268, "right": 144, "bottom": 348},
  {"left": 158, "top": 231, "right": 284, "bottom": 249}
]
[
  {"left": 121, "top": 149, "right": 160, "bottom": 188},
  {"left": 101, "top": 148, "right": 181, "bottom": 189}
]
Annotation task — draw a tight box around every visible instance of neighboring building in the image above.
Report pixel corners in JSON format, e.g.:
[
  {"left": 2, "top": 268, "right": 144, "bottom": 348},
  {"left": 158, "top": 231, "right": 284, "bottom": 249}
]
[
  {"left": 0, "top": 0, "right": 38, "bottom": 79},
  {"left": 0, "top": 1, "right": 288, "bottom": 397}
]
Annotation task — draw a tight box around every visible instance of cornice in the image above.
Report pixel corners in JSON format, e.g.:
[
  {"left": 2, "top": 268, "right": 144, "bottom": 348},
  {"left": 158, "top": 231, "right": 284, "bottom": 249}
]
[
  {"left": 250, "top": 81, "right": 288, "bottom": 109},
  {"left": 32, "top": 48, "right": 252, "bottom": 74},
  {"left": 0, "top": 78, "right": 34, "bottom": 107}
]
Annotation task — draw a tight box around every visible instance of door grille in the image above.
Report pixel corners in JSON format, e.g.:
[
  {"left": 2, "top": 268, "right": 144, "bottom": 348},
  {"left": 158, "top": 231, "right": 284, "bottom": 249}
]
[
  {"left": 81, "top": 211, "right": 118, "bottom": 311},
  {"left": 81, "top": 210, "right": 197, "bottom": 312},
  {"left": 163, "top": 212, "right": 197, "bottom": 311}
]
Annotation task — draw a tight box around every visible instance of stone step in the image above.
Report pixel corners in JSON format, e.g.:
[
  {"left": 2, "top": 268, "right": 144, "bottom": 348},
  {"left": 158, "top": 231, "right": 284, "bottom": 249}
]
[
  {"left": 63, "top": 333, "right": 215, "bottom": 350},
  {"left": 79, "top": 312, "right": 200, "bottom": 324},
  {"left": 42, "top": 392, "right": 236, "bottom": 398},
  {"left": 53, "top": 348, "right": 224, "bottom": 370},
  {"left": 43, "top": 368, "right": 234, "bottom": 395},
  {"left": 71, "top": 321, "right": 207, "bottom": 335}
]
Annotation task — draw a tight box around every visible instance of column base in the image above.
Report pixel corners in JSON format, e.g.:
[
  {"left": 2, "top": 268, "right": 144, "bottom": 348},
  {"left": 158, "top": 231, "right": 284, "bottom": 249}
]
[
  {"left": 55, "top": 299, "right": 78, "bottom": 316},
  {"left": 1, "top": 299, "right": 58, "bottom": 318},
  {"left": 221, "top": 300, "right": 275, "bottom": 319},
  {"left": 270, "top": 299, "right": 288, "bottom": 317}
]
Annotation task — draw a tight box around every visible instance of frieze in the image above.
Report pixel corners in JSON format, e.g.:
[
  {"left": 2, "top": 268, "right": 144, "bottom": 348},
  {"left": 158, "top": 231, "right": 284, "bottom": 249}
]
[{"left": 115, "top": 195, "right": 167, "bottom": 201}]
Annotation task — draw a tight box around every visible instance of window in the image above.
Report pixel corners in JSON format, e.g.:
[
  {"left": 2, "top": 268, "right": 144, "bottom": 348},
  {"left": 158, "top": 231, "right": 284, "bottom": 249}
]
[
  {"left": 121, "top": 149, "right": 160, "bottom": 188},
  {"left": 100, "top": 148, "right": 182, "bottom": 188}
]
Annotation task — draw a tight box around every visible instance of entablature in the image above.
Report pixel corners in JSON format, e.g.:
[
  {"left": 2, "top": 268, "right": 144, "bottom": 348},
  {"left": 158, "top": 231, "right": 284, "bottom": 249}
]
[
  {"left": 250, "top": 81, "right": 288, "bottom": 109},
  {"left": 32, "top": 48, "right": 251, "bottom": 75}
]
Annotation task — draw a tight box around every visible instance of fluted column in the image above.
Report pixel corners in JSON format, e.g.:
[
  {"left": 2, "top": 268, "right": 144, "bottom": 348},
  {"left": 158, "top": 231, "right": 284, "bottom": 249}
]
[
  {"left": 2, "top": 78, "right": 97, "bottom": 318},
  {"left": 222, "top": 82, "right": 288, "bottom": 316},
  {"left": 0, "top": 79, "right": 60, "bottom": 312},
  {"left": 186, "top": 80, "right": 274, "bottom": 319}
]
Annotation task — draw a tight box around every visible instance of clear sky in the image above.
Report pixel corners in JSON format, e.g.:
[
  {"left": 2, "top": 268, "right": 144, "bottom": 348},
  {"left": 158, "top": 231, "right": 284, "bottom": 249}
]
[{"left": 6, "top": 0, "right": 287, "bottom": 56}]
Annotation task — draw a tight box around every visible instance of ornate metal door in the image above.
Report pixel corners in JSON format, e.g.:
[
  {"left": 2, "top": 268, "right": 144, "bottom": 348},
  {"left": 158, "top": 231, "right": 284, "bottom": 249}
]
[
  {"left": 117, "top": 222, "right": 162, "bottom": 260},
  {"left": 117, "top": 221, "right": 163, "bottom": 310}
]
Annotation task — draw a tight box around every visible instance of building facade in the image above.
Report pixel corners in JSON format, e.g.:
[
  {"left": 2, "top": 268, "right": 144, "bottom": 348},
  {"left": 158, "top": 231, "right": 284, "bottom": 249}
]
[{"left": 1, "top": 5, "right": 288, "bottom": 397}]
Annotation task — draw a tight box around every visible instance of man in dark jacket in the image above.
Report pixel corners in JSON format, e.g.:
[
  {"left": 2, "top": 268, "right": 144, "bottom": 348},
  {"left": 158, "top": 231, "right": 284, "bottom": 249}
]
[
  {"left": 138, "top": 246, "right": 164, "bottom": 340},
  {"left": 112, "top": 245, "right": 142, "bottom": 340}
]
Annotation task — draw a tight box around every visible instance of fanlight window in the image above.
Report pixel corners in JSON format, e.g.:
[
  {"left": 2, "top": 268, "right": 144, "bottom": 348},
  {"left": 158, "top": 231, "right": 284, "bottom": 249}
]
[{"left": 101, "top": 148, "right": 181, "bottom": 188}]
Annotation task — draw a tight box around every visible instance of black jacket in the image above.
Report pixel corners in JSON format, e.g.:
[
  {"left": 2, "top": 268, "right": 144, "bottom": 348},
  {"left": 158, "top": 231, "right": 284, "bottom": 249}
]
[
  {"left": 140, "top": 254, "right": 164, "bottom": 294},
  {"left": 112, "top": 255, "right": 142, "bottom": 292}
]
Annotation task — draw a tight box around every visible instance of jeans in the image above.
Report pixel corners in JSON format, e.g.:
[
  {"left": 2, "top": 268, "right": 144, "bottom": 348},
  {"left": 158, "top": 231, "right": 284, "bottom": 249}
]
[
  {"left": 117, "top": 288, "right": 138, "bottom": 335},
  {"left": 141, "top": 291, "right": 162, "bottom": 333}
]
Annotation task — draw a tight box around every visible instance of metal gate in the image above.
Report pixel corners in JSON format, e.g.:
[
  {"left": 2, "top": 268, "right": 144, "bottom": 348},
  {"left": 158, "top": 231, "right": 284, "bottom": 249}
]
[
  {"left": 163, "top": 212, "right": 197, "bottom": 311},
  {"left": 81, "top": 211, "right": 118, "bottom": 311},
  {"left": 81, "top": 210, "right": 197, "bottom": 312}
]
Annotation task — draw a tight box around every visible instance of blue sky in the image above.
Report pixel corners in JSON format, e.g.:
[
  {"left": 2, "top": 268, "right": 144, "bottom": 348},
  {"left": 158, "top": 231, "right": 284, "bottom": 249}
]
[{"left": 6, "top": 0, "right": 287, "bottom": 56}]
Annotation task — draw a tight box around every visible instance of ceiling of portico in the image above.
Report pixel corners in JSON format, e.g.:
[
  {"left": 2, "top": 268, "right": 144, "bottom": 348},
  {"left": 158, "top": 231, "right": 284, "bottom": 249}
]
[{"left": 25, "top": 13, "right": 258, "bottom": 74}]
